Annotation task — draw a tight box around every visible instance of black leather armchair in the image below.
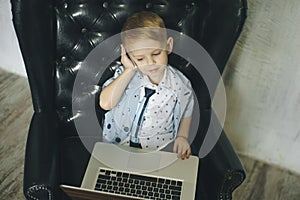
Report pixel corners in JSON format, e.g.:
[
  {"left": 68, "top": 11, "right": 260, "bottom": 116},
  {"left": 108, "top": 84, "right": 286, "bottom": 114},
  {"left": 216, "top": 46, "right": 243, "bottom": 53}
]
[{"left": 11, "top": 0, "right": 247, "bottom": 199}]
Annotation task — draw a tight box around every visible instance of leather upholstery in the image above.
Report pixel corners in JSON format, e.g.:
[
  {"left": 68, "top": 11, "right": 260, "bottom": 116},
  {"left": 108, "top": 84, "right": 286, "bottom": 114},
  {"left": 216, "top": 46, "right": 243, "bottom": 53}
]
[{"left": 11, "top": 0, "right": 247, "bottom": 199}]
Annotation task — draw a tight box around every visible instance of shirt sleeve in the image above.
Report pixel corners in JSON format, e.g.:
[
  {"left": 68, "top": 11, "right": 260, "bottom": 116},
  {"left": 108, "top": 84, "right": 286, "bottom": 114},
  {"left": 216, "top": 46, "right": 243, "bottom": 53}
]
[
  {"left": 182, "top": 81, "right": 194, "bottom": 118},
  {"left": 102, "top": 65, "right": 125, "bottom": 89}
]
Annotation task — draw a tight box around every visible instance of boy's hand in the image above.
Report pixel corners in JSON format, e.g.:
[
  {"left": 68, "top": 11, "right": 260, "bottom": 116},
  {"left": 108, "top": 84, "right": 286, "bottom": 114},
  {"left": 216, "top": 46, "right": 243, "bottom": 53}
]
[
  {"left": 121, "top": 44, "right": 137, "bottom": 70},
  {"left": 173, "top": 136, "right": 191, "bottom": 160}
]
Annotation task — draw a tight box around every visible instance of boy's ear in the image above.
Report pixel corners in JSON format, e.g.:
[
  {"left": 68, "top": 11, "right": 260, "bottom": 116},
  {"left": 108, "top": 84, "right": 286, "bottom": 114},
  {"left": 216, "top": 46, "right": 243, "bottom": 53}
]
[{"left": 166, "top": 37, "right": 174, "bottom": 54}]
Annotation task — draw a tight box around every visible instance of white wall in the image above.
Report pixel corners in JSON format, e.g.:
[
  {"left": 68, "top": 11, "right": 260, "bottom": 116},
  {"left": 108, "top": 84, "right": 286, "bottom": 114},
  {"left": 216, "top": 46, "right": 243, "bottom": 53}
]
[
  {"left": 224, "top": 0, "right": 300, "bottom": 174},
  {"left": 0, "top": 0, "right": 26, "bottom": 76}
]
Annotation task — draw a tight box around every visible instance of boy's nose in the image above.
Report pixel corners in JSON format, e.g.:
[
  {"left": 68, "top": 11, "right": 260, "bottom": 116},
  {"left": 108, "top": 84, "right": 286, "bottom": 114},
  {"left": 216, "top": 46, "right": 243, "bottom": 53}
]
[{"left": 147, "top": 57, "right": 156, "bottom": 65}]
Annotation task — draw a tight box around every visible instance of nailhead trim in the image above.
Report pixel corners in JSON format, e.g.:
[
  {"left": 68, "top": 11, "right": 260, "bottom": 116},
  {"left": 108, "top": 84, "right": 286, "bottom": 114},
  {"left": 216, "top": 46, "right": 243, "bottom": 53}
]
[
  {"left": 26, "top": 185, "right": 52, "bottom": 200},
  {"left": 219, "top": 170, "right": 245, "bottom": 200}
]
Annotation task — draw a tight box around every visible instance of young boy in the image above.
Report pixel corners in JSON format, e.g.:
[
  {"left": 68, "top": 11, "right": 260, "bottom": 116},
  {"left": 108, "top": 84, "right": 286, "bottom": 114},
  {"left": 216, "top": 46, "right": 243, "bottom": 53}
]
[{"left": 99, "top": 11, "right": 194, "bottom": 159}]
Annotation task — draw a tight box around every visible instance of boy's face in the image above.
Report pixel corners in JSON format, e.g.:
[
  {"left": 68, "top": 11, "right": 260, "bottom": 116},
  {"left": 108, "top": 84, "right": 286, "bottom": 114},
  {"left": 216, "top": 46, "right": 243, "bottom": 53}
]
[{"left": 126, "top": 37, "right": 173, "bottom": 84}]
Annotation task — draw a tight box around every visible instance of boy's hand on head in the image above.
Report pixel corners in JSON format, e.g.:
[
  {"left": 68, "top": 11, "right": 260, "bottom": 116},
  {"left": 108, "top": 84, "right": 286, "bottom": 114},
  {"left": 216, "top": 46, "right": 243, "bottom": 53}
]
[
  {"left": 173, "top": 136, "right": 191, "bottom": 160},
  {"left": 120, "top": 45, "right": 137, "bottom": 71}
]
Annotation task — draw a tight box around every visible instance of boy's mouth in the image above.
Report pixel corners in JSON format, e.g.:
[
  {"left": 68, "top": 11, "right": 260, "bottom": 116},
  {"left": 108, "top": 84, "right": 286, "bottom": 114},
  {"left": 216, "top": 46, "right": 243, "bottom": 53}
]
[{"left": 149, "top": 68, "right": 159, "bottom": 73}]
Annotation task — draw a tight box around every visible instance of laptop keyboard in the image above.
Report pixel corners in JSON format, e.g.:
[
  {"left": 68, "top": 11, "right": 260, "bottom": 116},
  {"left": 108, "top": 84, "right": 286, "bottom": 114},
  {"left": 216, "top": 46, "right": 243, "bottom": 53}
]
[{"left": 94, "top": 167, "right": 183, "bottom": 200}]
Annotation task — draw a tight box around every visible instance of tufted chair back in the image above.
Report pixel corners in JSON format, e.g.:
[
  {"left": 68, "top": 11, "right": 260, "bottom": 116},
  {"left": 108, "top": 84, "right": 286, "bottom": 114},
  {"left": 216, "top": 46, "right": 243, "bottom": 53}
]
[{"left": 11, "top": 0, "right": 247, "bottom": 199}]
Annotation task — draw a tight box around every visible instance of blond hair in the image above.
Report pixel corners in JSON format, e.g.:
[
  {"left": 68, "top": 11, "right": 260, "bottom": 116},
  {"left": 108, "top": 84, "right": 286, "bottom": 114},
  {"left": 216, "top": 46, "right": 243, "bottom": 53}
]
[{"left": 121, "top": 11, "right": 167, "bottom": 48}]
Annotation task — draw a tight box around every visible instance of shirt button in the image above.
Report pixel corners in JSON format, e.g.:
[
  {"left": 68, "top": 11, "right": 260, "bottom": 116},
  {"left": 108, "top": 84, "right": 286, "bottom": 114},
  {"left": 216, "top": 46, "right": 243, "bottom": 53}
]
[{"left": 115, "top": 137, "right": 121, "bottom": 143}]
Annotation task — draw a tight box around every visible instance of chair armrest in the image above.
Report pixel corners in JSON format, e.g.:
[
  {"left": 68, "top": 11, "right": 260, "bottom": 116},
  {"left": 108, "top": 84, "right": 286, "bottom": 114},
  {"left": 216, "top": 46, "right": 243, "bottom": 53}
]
[
  {"left": 196, "top": 131, "right": 246, "bottom": 200},
  {"left": 24, "top": 112, "right": 60, "bottom": 200}
]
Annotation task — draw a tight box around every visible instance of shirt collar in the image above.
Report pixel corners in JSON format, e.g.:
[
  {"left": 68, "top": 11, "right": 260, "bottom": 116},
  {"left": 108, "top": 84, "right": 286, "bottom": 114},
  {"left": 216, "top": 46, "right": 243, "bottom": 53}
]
[{"left": 141, "top": 65, "right": 171, "bottom": 90}]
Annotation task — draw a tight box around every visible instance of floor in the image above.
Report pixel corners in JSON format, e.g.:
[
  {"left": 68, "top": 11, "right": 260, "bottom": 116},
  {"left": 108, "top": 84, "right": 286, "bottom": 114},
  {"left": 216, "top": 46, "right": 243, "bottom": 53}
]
[{"left": 0, "top": 68, "right": 300, "bottom": 200}]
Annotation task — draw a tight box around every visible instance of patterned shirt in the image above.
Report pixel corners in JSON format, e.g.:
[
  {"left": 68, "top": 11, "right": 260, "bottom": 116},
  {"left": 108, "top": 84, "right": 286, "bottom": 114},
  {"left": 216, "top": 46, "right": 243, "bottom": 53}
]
[{"left": 102, "top": 65, "right": 194, "bottom": 150}]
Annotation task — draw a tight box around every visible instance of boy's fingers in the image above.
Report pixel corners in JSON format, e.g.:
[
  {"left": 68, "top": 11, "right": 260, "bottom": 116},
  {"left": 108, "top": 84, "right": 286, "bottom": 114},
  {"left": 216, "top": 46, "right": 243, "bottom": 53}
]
[
  {"left": 178, "top": 146, "right": 184, "bottom": 158},
  {"left": 120, "top": 44, "right": 125, "bottom": 55},
  {"left": 186, "top": 147, "right": 191, "bottom": 159},
  {"left": 181, "top": 147, "right": 189, "bottom": 160},
  {"left": 181, "top": 151, "right": 186, "bottom": 160},
  {"left": 181, "top": 147, "right": 191, "bottom": 160}
]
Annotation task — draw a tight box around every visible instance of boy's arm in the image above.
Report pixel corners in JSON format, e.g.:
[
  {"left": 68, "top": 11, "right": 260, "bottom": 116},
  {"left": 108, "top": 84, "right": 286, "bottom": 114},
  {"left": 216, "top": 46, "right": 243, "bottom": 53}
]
[
  {"left": 99, "top": 45, "right": 136, "bottom": 110},
  {"left": 99, "top": 68, "right": 135, "bottom": 110},
  {"left": 177, "top": 116, "right": 192, "bottom": 139},
  {"left": 173, "top": 116, "right": 192, "bottom": 159}
]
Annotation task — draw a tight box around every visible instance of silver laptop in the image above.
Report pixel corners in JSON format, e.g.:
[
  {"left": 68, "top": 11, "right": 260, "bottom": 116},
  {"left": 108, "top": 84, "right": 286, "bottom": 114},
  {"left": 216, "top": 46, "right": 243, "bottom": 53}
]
[{"left": 61, "top": 142, "right": 199, "bottom": 200}]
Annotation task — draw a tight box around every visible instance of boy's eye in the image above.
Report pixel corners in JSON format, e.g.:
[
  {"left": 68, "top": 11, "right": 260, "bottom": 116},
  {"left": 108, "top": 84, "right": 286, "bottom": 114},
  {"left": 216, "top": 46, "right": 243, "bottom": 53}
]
[
  {"left": 153, "top": 51, "right": 161, "bottom": 56},
  {"left": 136, "top": 58, "right": 143, "bottom": 61}
]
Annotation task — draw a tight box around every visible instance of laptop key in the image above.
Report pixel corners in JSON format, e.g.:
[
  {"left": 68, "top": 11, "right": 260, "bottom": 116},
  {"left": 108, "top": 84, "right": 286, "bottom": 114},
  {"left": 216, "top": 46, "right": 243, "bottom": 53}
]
[
  {"left": 171, "top": 180, "right": 176, "bottom": 185},
  {"left": 130, "top": 174, "right": 157, "bottom": 182},
  {"left": 98, "top": 174, "right": 110, "bottom": 180},
  {"left": 172, "top": 195, "right": 180, "bottom": 200},
  {"left": 130, "top": 189, "right": 135, "bottom": 193},
  {"left": 136, "top": 190, "right": 142, "bottom": 194},
  {"left": 170, "top": 185, "right": 181, "bottom": 191},
  {"left": 148, "top": 191, "right": 154, "bottom": 196},
  {"left": 177, "top": 181, "right": 183, "bottom": 186},
  {"left": 158, "top": 178, "right": 165, "bottom": 183},
  {"left": 116, "top": 172, "right": 122, "bottom": 177},
  {"left": 171, "top": 190, "right": 181, "bottom": 196}
]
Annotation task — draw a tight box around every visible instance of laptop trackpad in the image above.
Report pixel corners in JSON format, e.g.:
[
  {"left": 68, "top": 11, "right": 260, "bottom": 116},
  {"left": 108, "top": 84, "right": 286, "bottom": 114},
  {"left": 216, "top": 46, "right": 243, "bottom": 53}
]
[
  {"left": 92, "top": 143, "right": 178, "bottom": 173},
  {"left": 126, "top": 153, "right": 161, "bottom": 172},
  {"left": 126, "top": 151, "right": 178, "bottom": 173}
]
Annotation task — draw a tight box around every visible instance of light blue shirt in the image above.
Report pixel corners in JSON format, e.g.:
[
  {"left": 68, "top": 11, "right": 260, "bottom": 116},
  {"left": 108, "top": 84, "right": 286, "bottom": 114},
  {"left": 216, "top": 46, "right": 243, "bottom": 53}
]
[{"left": 102, "top": 65, "right": 194, "bottom": 150}]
